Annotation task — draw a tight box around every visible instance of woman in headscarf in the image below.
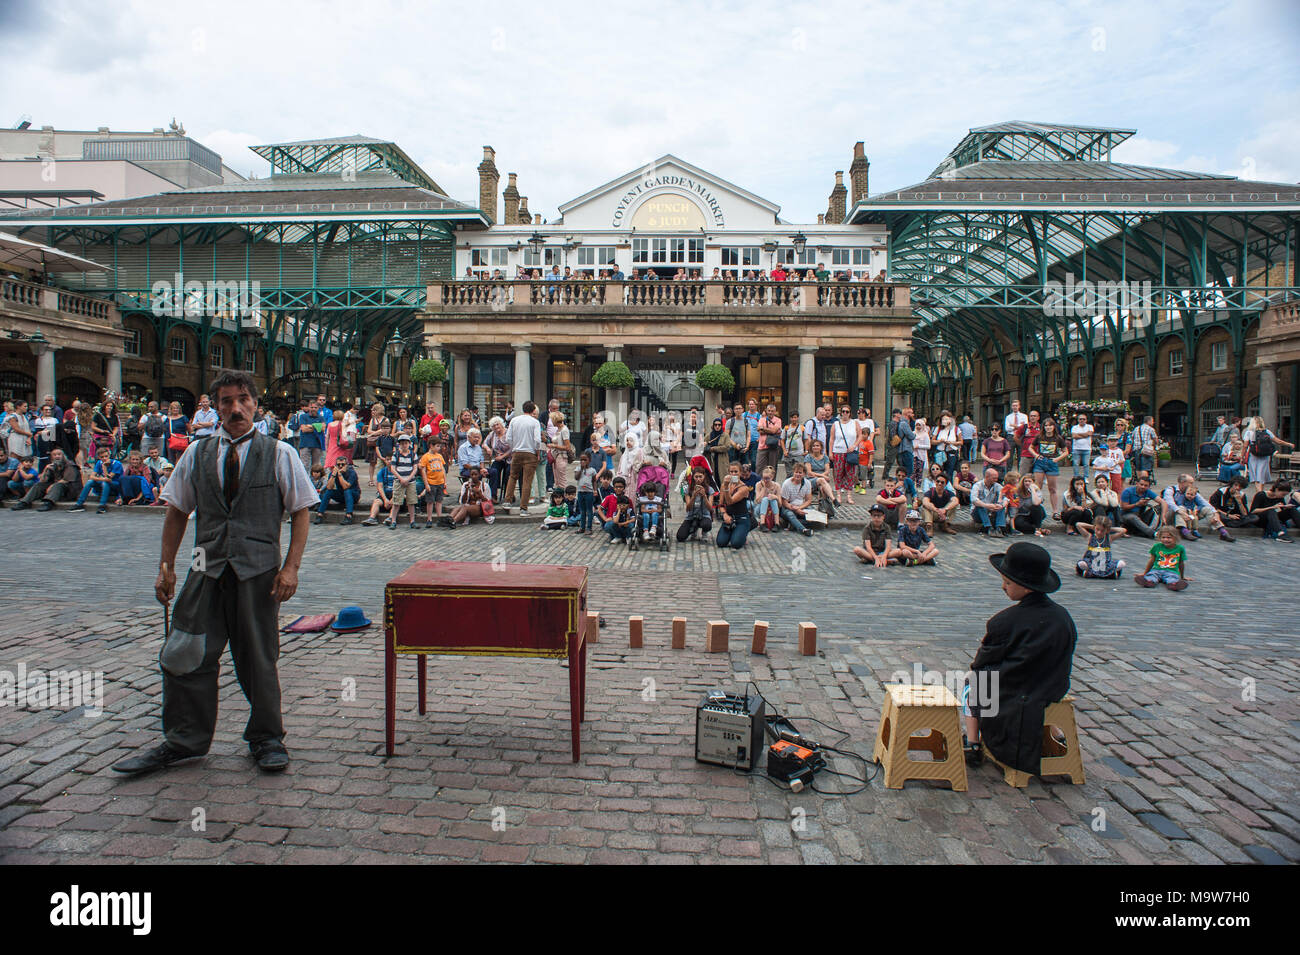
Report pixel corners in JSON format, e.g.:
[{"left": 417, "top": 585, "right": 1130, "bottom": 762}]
[
  {"left": 616, "top": 433, "right": 644, "bottom": 486},
  {"left": 704, "top": 415, "right": 729, "bottom": 477}
]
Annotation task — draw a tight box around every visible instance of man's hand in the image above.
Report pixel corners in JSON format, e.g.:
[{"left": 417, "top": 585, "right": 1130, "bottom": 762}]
[
  {"left": 271, "top": 565, "right": 299, "bottom": 603},
  {"left": 155, "top": 562, "right": 176, "bottom": 605}
]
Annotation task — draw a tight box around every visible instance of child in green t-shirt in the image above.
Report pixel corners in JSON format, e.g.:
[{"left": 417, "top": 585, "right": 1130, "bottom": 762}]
[
  {"left": 1137, "top": 525, "right": 1187, "bottom": 590},
  {"left": 541, "top": 488, "right": 569, "bottom": 529}
]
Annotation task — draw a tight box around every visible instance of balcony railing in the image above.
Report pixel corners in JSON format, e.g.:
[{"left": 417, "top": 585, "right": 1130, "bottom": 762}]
[
  {"left": 1, "top": 276, "right": 115, "bottom": 322},
  {"left": 430, "top": 279, "right": 907, "bottom": 311}
]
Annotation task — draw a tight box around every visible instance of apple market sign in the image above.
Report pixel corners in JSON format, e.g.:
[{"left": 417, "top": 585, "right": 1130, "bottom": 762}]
[{"left": 613, "top": 177, "right": 725, "bottom": 228}]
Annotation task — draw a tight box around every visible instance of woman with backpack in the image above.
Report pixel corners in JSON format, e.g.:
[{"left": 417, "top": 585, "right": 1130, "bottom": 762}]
[{"left": 1243, "top": 415, "right": 1294, "bottom": 494}]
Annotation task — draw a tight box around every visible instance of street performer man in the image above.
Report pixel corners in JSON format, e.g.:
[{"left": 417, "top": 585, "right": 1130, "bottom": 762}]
[
  {"left": 963, "top": 541, "right": 1078, "bottom": 771},
  {"left": 113, "top": 370, "right": 319, "bottom": 776}
]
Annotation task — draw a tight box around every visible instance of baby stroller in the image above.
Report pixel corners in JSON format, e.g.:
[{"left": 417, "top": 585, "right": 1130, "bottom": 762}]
[
  {"left": 632, "top": 439, "right": 673, "bottom": 551},
  {"left": 1195, "top": 442, "right": 1221, "bottom": 481}
]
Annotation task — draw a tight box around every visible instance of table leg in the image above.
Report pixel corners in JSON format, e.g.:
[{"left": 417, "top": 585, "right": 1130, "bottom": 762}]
[
  {"left": 579, "top": 631, "right": 588, "bottom": 723},
  {"left": 569, "top": 636, "right": 582, "bottom": 762},
  {"left": 418, "top": 655, "right": 427, "bottom": 716},
  {"left": 385, "top": 640, "right": 396, "bottom": 758}
]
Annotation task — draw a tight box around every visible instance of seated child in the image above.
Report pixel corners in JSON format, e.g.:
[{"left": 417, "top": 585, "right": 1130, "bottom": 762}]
[
  {"left": 1136, "top": 525, "right": 1188, "bottom": 590},
  {"left": 121, "top": 451, "right": 156, "bottom": 504},
  {"left": 1074, "top": 515, "right": 1127, "bottom": 579},
  {"left": 753, "top": 466, "right": 782, "bottom": 531},
  {"left": 853, "top": 504, "right": 898, "bottom": 567},
  {"left": 310, "top": 465, "right": 327, "bottom": 494},
  {"left": 6, "top": 456, "right": 38, "bottom": 497},
  {"left": 361, "top": 464, "right": 395, "bottom": 525},
  {"left": 636, "top": 480, "right": 664, "bottom": 541},
  {"left": 875, "top": 476, "right": 906, "bottom": 527},
  {"left": 541, "top": 488, "right": 569, "bottom": 529},
  {"left": 563, "top": 484, "right": 580, "bottom": 526},
  {"left": 895, "top": 509, "right": 938, "bottom": 565},
  {"left": 604, "top": 487, "right": 635, "bottom": 543}
]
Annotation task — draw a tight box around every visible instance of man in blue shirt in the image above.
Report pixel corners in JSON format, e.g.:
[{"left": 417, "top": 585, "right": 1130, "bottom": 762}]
[
  {"left": 190, "top": 394, "right": 219, "bottom": 438},
  {"left": 293, "top": 398, "right": 327, "bottom": 469},
  {"left": 315, "top": 394, "right": 334, "bottom": 424},
  {"left": 897, "top": 409, "right": 916, "bottom": 481},
  {"left": 1120, "top": 475, "right": 1160, "bottom": 538},
  {"left": 959, "top": 415, "right": 978, "bottom": 461},
  {"left": 70, "top": 446, "right": 125, "bottom": 512}
]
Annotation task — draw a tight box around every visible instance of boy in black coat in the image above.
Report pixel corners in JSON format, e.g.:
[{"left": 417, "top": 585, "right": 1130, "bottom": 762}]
[{"left": 965, "top": 542, "right": 1078, "bottom": 773}]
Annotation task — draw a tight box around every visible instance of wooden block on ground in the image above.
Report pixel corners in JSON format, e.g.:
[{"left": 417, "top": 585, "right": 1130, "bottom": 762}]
[
  {"left": 751, "top": 620, "right": 768, "bottom": 655},
  {"left": 797, "top": 621, "right": 817, "bottom": 656},
  {"left": 705, "top": 620, "right": 729, "bottom": 653},
  {"left": 585, "top": 610, "right": 600, "bottom": 644},
  {"left": 671, "top": 616, "right": 687, "bottom": 650},
  {"left": 628, "top": 615, "right": 643, "bottom": 648}
]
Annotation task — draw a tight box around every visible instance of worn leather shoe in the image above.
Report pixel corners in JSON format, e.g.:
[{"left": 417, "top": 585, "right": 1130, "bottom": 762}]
[
  {"left": 111, "top": 742, "right": 201, "bottom": 776},
  {"left": 250, "top": 739, "right": 289, "bottom": 772}
]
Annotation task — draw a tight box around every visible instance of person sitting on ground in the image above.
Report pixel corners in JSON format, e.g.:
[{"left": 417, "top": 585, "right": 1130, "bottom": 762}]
[
  {"left": 1210, "top": 474, "right": 1256, "bottom": 536},
  {"left": 361, "top": 463, "right": 395, "bottom": 526},
  {"left": 448, "top": 467, "right": 494, "bottom": 527},
  {"left": 971, "top": 467, "right": 1008, "bottom": 536},
  {"left": 541, "top": 488, "right": 569, "bottom": 529},
  {"left": 895, "top": 509, "right": 938, "bottom": 566},
  {"left": 1217, "top": 437, "right": 1247, "bottom": 485},
  {"left": 1137, "top": 525, "right": 1189, "bottom": 590},
  {"left": 1161, "top": 473, "right": 1235, "bottom": 542},
  {"left": 1074, "top": 515, "right": 1127, "bottom": 579},
  {"left": 1249, "top": 479, "right": 1298, "bottom": 542},
  {"left": 893, "top": 465, "right": 918, "bottom": 507},
  {"left": 874, "top": 474, "right": 906, "bottom": 528},
  {"left": 778, "top": 461, "right": 816, "bottom": 537},
  {"left": 753, "top": 466, "right": 782, "bottom": 531},
  {"left": 1011, "top": 472, "right": 1050, "bottom": 537},
  {"left": 922, "top": 472, "right": 959, "bottom": 535},
  {"left": 1120, "top": 474, "right": 1161, "bottom": 538},
  {"left": 1087, "top": 473, "right": 1121, "bottom": 526},
  {"left": 6, "top": 455, "right": 37, "bottom": 498},
  {"left": 980, "top": 422, "right": 1012, "bottom": 480},
  {"left": 561, "top": 485, "right": 580, "bottom": 527},
  {"left": 70, "top": 446, "right": 124, "bottom": 513},
  {"left": 314, "top": 457, "right": 359, "bottom": 526},
  {"left": 10, "top": 447, "right": 82, "bottom": 510},
  {"left": 418, "top": 438, "right": 448, "bottom": 528},
  {"left": 802, "top": 440, "right": 836, "bottom": 516},
  {"left": 953, "top": 460, "right": 975, "bottom": 507},
  {"left": 715, "top": 461, "right": 753, "bottom": 549},
  {"left": 677, "top": 468, "right": 714, "bottom": 542},
  {"left": 120, "top": 451, "right": 156, "bottom": 505},
  {"left": 964, "top": 542, "right": 1077, "bottom": 770},
  {"left": 1060, "top": 476, "right": 1093, "bottom": 535},
  {"left": 853, "top": 504, "right": 898, "bottom": 567}
]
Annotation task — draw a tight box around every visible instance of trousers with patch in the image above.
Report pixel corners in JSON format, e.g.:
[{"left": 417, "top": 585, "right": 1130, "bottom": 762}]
[{"left": 160, "top": 566, "right": 283, "bottom": 755}]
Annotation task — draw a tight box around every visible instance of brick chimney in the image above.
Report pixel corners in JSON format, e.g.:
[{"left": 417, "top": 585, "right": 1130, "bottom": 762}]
[
  {"left": 502, "top": 172, "right": 520, "bottom": 225},
  {"left": 518, "top": 196, "right": 531, "bottom": 225},
  {"left": 478, "top": 146, "right": 500, "bottom": 224},
  {"left": 826, "top": 171, "right": 847, "bottom": 224},
  {"left": 849, "top": 141, "right": 869, "bottom": 206},
  {"left": 817, "top": 213, "right": 825, "bottom": 224}
]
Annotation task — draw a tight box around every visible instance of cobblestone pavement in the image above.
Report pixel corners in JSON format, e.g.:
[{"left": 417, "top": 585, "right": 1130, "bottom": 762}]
[{"left": 1, "top": 508, "right": 1297, "bottom": 864}]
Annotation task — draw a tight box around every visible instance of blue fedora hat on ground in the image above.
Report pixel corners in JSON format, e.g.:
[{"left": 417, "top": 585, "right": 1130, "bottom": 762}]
[{"left": 330, "top": 606, "right": 373, "bottom": 632}]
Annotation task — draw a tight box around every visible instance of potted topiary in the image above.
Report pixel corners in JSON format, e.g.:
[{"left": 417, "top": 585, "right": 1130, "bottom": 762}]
[
  {"left": 890, "top": 366, "right": 928, "bottom": 395},
  {"left": 408, "top": 358, "right": 448, "bottom": 386},
  {"left": 695, "top": 363, "right": 736, "bottom": 395},
  {"left": 591, "top": 360, "right": 635, "bottom": 390}
]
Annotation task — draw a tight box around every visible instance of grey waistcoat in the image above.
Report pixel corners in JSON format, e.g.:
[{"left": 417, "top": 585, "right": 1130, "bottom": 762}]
[{"left": 193, "top": 431, "right": 284, "bottom": 579}]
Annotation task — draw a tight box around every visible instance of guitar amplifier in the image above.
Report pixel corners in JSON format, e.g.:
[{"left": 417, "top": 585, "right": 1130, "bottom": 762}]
[{"left": 695, "top": 691, "right": 766, "bottom": 771}]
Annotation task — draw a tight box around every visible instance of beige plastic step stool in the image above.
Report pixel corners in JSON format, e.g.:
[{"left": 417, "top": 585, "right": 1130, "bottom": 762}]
[
  {"left": 872, "top": 683, "right": 967, "bottom": 792},
  {"left": 982, "top": 697, "right": 1085, "bottom": 787}
]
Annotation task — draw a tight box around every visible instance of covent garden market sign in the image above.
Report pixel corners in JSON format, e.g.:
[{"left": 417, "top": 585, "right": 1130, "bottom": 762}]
[{"left": 611, "top": 175, "right": 726, "bottom": 229}]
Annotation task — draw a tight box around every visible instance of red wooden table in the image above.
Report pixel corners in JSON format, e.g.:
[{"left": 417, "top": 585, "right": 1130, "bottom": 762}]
[{"left": 383, "top": 560, "right": 589, "bottom": 761}]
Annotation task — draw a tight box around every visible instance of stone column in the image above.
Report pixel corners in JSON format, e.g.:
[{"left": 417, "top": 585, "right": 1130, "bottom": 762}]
[
  {"left": 604, "top": 347, "right": 625, "bottom": 431},
  {"left": 513, "top": 344, "right": 531, "bottom": 408},
  {"left": 36, "top": 347, "right": 57, "bottom": 403},
  {"left": 798, "top": 346, "right": 817, "bottom": 420},
  {"left": 891, "top": 345, "right": 910, "bottom": 410},
  {"left": 870, "top": 355, "right": 889, "bottom": 420},
  {"left": 452, "top": 352, "right": 469, "bottom": 414},
  {"left": 106, "top": 355, "right": 122, "bottom": 396},
  {"left": 1259, "top": 365, "right": 1279, "bottom": 429},
  {"left": 531, "top": 348, "right": 548, "bottom": 411}
]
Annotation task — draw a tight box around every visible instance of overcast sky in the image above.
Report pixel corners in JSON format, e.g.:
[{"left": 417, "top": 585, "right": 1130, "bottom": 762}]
[{"left": 2, "top": 0, "right": 1297, "bottom": 222}]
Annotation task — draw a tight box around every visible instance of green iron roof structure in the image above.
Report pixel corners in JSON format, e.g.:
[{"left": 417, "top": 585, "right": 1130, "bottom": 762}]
[
  {"left": 0, "top": 136, "right": 489, "bottom": 396},
  {"left": 852, "top": 121, "right": 1300, "bottom": 421}
]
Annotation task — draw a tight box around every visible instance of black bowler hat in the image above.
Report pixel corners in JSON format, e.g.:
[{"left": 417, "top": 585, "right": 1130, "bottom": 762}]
[{"left": 988, "top": 541, "right": 1060, "bottom": 593}]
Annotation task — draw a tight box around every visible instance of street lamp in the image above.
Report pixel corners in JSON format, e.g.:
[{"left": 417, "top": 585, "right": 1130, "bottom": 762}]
[
  {"left": 928, "top": 332, "right": 950, "bottom": 366},
  {"left": 790, "top": 232, "right": 808, "bottom": 256},
  {"left": 528, "top": 231, "right": 546, "bottom": 255},
  {"left": 386, "top": 329, "right": 405, "bottom": 359},
  {"left": 1006, "top": 353, "right": 1025, "bottom": 380}
]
